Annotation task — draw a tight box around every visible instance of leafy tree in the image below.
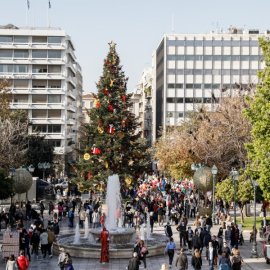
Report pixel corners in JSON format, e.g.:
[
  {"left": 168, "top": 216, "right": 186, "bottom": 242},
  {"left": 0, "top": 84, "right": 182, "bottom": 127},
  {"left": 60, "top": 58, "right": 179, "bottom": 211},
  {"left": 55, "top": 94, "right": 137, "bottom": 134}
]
[
  {"left": 25, "top": 135, "right": 54, "bottom": 177},
  {"left": 244, "top": 37, "right": 270, "bottom": 200},
  {"left": 77, "top": 42, "right": 150, "bottom": 190},
  {"left": 215, "top": 174, "right": 253, "bottom": 222},
  {"left": 0, "top": 168, "right": 13, "bottom": 200}
]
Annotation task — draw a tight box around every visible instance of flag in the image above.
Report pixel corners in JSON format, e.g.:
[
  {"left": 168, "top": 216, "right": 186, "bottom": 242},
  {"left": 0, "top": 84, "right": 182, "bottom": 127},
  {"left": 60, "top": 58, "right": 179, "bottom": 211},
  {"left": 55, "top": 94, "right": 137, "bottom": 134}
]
[
  {"left": 48, "top": 0, "right": 51, "bottom": 8},
  {"left": 27, "top": 0, "right": 30, "bottom": 9}
]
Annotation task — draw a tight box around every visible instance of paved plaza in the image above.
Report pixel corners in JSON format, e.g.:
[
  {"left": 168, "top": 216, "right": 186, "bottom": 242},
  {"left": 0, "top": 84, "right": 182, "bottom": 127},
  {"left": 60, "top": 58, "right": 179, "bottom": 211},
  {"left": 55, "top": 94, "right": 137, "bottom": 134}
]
[{"left": 0, "top": 213, "right": 269, "bottom": 270}]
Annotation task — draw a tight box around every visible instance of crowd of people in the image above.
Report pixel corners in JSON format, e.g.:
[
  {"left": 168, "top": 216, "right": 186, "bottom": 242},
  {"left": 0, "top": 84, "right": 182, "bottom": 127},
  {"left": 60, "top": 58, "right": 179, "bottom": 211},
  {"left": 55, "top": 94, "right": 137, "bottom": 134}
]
[{"left": 0, "top": 173, "right": 260, "bottom": 270}]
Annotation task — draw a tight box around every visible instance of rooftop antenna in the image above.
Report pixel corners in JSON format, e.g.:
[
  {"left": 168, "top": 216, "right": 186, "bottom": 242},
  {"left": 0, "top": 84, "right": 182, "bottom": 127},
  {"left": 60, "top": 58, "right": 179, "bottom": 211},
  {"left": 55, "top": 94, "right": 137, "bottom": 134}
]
[
  {"left": 171, "top": 13, "right": 175, "bottom": 33},
  {"left": 26, "top": 0, "right": 30, "bottom": 26},
  {"left": 47, "top": 0, "right": 52, "bottom": 27}
]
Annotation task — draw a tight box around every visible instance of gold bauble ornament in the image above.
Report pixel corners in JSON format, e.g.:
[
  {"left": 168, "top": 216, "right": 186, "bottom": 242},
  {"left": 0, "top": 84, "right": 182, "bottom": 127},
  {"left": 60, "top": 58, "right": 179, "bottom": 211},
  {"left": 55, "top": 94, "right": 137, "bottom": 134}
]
[
  {"left": 97, "top": 126, "right": 104, "bottom": 134},
  {"left": 125, "top": 177, "right": 132, "bottom": 186},
  {"left": 83, "top": 153, "right": 90, "bottom": 160}
]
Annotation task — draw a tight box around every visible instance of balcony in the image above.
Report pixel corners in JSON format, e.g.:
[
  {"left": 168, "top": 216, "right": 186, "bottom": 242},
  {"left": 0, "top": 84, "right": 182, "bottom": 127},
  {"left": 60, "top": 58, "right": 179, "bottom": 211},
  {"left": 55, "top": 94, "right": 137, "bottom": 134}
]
[{"left": 30, "top": 118, "right": 64, "bottom": 125}]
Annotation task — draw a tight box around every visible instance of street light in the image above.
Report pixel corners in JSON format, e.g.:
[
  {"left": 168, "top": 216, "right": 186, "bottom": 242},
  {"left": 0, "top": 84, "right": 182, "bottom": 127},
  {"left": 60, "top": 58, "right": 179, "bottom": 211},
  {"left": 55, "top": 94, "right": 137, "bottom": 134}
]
[
  {"left": 230, "top": 168, "right": 239, "bottom": 224},
  {"left": 211, "top": 165, "right": 218, "bottom": 224},
  {"left": 251, "top": 179, "right": 259, "bottom": 258},
  {"left": 38, "top": 162, "right": 50, "bottom": 180}
]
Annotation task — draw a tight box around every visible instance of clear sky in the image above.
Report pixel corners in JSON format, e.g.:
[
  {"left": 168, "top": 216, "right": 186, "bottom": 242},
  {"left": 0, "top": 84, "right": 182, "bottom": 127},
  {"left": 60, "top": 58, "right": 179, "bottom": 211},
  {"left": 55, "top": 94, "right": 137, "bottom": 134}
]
[{"left": 1, "top": 0, "right": 270, "bottom": 93}]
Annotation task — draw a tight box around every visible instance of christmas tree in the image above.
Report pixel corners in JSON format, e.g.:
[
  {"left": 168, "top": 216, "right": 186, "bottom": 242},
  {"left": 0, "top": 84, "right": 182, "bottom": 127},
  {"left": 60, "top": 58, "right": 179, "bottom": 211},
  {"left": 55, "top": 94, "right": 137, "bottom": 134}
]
[{"left": 77, "top": 42, "right": 150, "bottom": 192}]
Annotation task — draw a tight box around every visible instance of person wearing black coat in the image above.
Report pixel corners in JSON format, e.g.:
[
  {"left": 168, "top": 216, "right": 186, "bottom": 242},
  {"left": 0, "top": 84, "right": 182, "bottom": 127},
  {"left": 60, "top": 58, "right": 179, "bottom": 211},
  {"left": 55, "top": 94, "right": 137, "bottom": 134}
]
[
  {"left": 128, "top": 252, "right": 140, "bottom": 270},
  {"left": 165, "top": 222, "right": 173, "bottom": 238},
  {"left": 193, "top": 231, "right": 202, "bottom": 251}
]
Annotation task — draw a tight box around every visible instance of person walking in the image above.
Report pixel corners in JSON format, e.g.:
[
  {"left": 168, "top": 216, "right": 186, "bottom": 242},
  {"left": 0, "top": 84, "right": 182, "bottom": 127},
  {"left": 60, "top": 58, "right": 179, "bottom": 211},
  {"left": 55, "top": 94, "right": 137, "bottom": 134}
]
[
  {"left": 127, "top": 252, "right": 140, "bottom": 270},
  {"left": 176, "top": 220, "right": 187, "bottom": 247},
  {"left": 218, "top": 251, "right": 231, "bottom": 270},
  {"left": 30, "top": 229, "right": 40, "bottom": 259},
  {"left": 230, "top": 249, "right": 243, "bottom": 270},
  {"left": 165, "top": 222, "right": 173, "bottom": 238},
  {"left": 208, "top": 242, "right": 215, "bottom": 270},
  {"left": 175, "top": 248, "right": 188, "bottom": 270},
  {"left": 191, "top": 249, "right": 202, "bottom": 270},
  {"left": 40, "top": 229, "right": 49, "bottom": 259},
  {"left": 164, "top": 237, "right": 176, "bottom": 268},
  {"left": 58, "top": 247, "right": 66, "bottom": 270},
  {"left": 187, "top": 226, "right": 194, "bottom": 252},
  {"left": 17, "top": 251, "right": 29, "bottom": 270},
  {"left": 63, "top": 252, "right": 74, "bottom": 270},
  {"left": 139, "top": 240, "right": 148, "bottom": 269},
  {"left": 48, "top": 227, "right": 56, "bottom": 258},
  {"left": 5, "top": 254, "right": 17, "bottom": 270}
]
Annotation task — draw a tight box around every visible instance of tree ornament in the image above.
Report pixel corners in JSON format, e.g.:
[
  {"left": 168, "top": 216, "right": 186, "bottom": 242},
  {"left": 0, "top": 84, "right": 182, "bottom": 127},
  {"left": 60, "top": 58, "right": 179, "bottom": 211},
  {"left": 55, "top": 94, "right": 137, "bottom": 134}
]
[
  {"left": 107, "top": 124, "right": 115, "bottom": 134},
  {"left": 108, "top": 104, "right": 114, "bottom": 112},
  {"left": 121, "top": 95, "right": 126, "bottom": 102},
  {"left": 83, "top": 153, "right": 90, "bottom": 160},
  {"left": 97, "top": 126, "right": 104, "bottom": 134},
  {"left": 94, "top": 99, "right": 101, "bottom": 108},
  {"left": 103, "top": 88, "right": 109, "bottom": 95},
  {"left": 117, "top": 131, "right": 125, "bottom": 139},
  {"left": 92, "top": 145, "right": 101, "bottom": 155},
  {"left": 87, "top": 171, "right": 92, "bottom": 180},
  {"left": 105, "top": 161, "right": 109, "bottom": 169},
  {"left": 121, "top": 119, "right": 127, "bottom": 127},
  {"left": 110, "top": 79, "right": 115, "bottom": 87},
  {"left": 128, "top": 160, "right": 134, "bottom": 166}
]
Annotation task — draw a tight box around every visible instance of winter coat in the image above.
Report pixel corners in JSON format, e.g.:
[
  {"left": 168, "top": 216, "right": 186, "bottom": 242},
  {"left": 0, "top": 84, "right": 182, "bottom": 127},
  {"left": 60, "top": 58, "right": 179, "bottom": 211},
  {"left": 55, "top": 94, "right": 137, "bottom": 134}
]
[
  {"left": 16, "top": 255, "right": 29, "bottom": 270},
  {"left": 128, "top": 257, "right": 140, "bottom": 270},
  {"left": 6, "top": 260, "right": 17, "bottom": 270}
]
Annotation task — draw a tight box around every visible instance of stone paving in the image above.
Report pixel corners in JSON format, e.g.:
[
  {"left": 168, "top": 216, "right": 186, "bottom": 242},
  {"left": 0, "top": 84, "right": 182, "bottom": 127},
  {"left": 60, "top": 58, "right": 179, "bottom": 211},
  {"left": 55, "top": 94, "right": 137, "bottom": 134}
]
[{"left": 0, "top": 212, "right": 269, "bottom": 270}]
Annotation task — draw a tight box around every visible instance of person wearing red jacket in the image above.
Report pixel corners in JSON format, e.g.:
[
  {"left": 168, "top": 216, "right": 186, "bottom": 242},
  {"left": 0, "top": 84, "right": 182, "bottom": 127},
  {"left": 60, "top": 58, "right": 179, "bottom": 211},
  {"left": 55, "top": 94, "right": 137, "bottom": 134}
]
[{"left": 17, "top": 250, "right": 29, "bottom": 270}]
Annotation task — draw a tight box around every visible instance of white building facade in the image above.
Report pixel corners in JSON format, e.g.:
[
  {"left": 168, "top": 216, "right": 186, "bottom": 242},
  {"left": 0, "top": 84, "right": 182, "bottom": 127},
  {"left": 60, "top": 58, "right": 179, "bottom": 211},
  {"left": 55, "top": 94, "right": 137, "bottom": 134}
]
[
  {"left": 0, "top": 25, "right": 83, "bottom": 175},
  {"left": 153, "top": 28, "right": 267, "bottom": 141}
]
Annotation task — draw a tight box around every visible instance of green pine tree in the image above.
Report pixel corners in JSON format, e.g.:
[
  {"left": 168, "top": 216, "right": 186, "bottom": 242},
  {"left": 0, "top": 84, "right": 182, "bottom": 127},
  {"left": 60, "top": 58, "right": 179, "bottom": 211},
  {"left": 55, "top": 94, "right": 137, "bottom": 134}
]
[
  {"left": 244, "top": 37, "right": 270, "bottom": 200},
  {"left": 76, "top": 42, "right": 150, "bottom": 191}
]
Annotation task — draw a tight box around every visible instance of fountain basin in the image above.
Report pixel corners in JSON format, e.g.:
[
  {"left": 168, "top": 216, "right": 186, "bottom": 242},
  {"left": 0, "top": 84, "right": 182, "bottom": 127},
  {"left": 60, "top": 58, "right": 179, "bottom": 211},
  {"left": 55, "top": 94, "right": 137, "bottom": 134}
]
[{"left": 53, "top": 232, "right": 168, "bottom": 259}]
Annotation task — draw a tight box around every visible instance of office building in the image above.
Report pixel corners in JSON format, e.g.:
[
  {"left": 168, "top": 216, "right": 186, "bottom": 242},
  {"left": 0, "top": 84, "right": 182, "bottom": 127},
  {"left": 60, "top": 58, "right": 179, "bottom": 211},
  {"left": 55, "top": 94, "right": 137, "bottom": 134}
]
[{"left": 152, "top": 27, "right": 267, "bottom": 141}]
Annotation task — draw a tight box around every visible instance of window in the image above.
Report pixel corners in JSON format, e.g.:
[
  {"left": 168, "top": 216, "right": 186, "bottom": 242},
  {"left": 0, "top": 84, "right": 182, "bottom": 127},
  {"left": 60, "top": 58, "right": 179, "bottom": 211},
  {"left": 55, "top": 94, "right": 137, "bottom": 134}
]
[
  {"left": 32, "top": 95, "right": 47, "bottom": 103},
  {"left": 32, "top": 50, "right": 47, "bottom": 58},
  {"left": 48, "top": 65, "right": 61, "bottom": 73},
  {"left": 185, "top": 98, "right": 193, "bottom": 103},
  {"left": 32, "top": 65, "right": 47, "bottom": 73},
  {"left": 240, "top": 55, "right": 249, "bottom": 61},
  {"left": 176, "top": 98, "right": 184, "bottom": 103},
  {"left": 184, "top": 69, "right": 193, "bottom": 75},
  {"left": 250, "top": 55, "right": 259, "bottom": 61},
  {"left": 194, "top": 84, "right": 202, "bottom": 89},
  {"left": 0, "top": 36, "right": 12, "bottom": 43},
  {"left": 194, "top": 97, "right": 202, "bottom": 103},
  {"left": 0, "top": 50, "right": 12, "bottom": 58},
  {"left": 166, "top": 112, "right": 174, "bottom": 117},
  {"left": 14, "top": 36, "right": 28, "bottom": 43},
  {"left": 0, "top": 64, "right": 13, "bottom": 73},
  {"left": 250, "top": 40, "right": 258, "bottom": 47},
  {"left": 49, "top": 139, "right": 61, "bottom": 147},
  {"left": 166, "top": 98, "right": 176, "bottom": 103},
  {"left": 186, "top": 40, "right": 194, "bottom": 46},
  {"left": 195, "top": 40, "right": 203, "bottom": 46},
  {"left": 186, "top": 55, "right": 194, "bottom": 61},
  {"left": 186, "top": 84, "right": 193, "bottom": 89},
  {"left": 241, "top": 40, "right": 250, "bottom": 46},
  {"left": 223, "top": 40, "right": 231, "bottom": 46},
  {"left": 223, "top": 55, "right": 231, "bottom": 61},
  {"left": 203, "top": 70, "right": 212, "bottom": 75},
  {"left": 203, "top": 97, "right": 212, "bottom": 103},
  {"left": 14, "top": 65, "right": 28, "bottom": 73},
  {"left": 48, "top": 80, "right": 61, "bottom": 88},
  {"left": 32, "top": 36, "right": 47, "bottom": 43},
  {"left": 14, "top": 50, "right": 29, "bottom": 58},
  {"left": 194, "top": 69, "right": 202, "bottom": 75},
  {"left": 231, "top": 40, "right": 240, "bottom": 46},
  {"left": 48, "top": 50, "right": 61, "bottom": 58},
  {"left": 204, "top": 84, "right": 212, "bottom": 89},
  {"left": 32, "top": 80, "right": 47, "bottom": 88},
  {"left": 48, "top": 36, "right": 62, "bottom": 44},
  {"left": 167, "top": 83, "right": 183, "bottom": 88},
  {"left": 48, "top": 95, "right": 61, "bottom": 103},
  {"left": 213, "top": 55, "right": 222, "bottom": 61},
  {"left": 213, "top": 40, "right": 222, "bottom": 46},
  {"left": 204, "top": 55, "right": 212, "bottom": 61},
  {"left": 212, "top": 84, "right": 220, "bottom": 89},
  {"left": 212, "top": 70, "right": 221, "bottom": 75},
  {"left": 178, "top": 112, "right": 184, "bottom": 117},
  {"left": 231, "top": 55, "right": 240, "bottom": 61},
  {"left": 222, "top": 70, "right": 230, "bottom": 75},
  {"left": 231, "top": 70, "right": 239, "bottom": 75},
  {"left": 32, "top": 124, "right": 47, "bottom": 133},
  {"left": 32, "top": 109, "right": 47, "bottom": 118},
  {"left": 13, "top": 94, "right": 28, "bottom": 103},
  {"left": 204, "top": 40, "right": 212, "bottom": 46},
  {"left": 48, "top": 124, "right": 61, "bottom": 133},
  {"left": 14, "top": 80, "right": 28, "bottom": 88},
  {"left": 48, "top": 109, "right": 61, "bottom": 118},
  {"left": 241, "top": 70, "right": 249, "bottom": 75}
]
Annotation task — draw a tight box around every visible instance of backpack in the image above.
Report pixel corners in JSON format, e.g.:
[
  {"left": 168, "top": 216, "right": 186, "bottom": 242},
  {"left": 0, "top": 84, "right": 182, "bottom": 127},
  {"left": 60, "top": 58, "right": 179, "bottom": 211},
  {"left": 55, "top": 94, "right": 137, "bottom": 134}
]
[{"left": 219, "top": 263, "right": 229, "bottom": 270}]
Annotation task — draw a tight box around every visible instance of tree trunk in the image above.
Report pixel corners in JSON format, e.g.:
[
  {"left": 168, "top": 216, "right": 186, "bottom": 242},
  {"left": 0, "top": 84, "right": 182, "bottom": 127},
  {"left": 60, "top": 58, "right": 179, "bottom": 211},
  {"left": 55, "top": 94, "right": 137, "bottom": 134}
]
[{"left": 240, "top": 206, "right": 244, "bottom": 223}]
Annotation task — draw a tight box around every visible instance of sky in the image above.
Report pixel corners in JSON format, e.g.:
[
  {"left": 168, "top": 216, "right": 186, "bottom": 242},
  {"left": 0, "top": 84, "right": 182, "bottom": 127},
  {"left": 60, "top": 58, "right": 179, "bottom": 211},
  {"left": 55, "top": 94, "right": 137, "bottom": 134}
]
[{"left": 1, "top": 0, "right": 270, "bottom": 93}]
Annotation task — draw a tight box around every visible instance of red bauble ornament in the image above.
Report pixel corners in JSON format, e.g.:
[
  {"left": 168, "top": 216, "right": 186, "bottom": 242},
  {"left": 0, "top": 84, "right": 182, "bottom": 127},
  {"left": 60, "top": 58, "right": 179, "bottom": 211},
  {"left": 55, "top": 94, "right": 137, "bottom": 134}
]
[
  {"left": 107, "top": 124, "right": 115, "bottom": 134},
  {"left": 92, "top": 146, "right": 101, "bottom": 155},
  {"left": 95, "top": 99, "right": 101, "bottom": 108},
  {"left": 121, "top": 95, "right": 126, "bottom": 102},
  {"left": 87, "top": 171, "right": 92, "bottom": 180},
  {"left": 103, "top": 88, "right": 109, "bottom": 95},
  {"left": 108, "top": 104, "right": 114, "bottom": 112}
]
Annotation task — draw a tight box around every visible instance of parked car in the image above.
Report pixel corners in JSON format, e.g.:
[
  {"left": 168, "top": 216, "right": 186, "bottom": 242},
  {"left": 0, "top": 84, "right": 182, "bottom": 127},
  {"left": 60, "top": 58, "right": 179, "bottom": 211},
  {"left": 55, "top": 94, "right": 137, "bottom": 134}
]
[{"left": 55, "top": 181, "right": 69, "bottom": 189}]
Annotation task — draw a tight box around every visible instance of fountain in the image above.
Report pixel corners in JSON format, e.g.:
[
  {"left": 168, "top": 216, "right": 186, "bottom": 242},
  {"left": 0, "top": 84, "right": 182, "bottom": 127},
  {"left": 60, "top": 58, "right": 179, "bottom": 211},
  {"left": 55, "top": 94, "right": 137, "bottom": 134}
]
[
  {"left": 146, "top": 211, "right": 151, "bottom": 240},
  {"left": 83, "top": 217, "right": 89, "bottom": 239},
  {"left": 54, "top": 174, "right": 168, "bottom": 258},
  {"left": 73, "top": 223, "right": 80, "bottom": 244}
]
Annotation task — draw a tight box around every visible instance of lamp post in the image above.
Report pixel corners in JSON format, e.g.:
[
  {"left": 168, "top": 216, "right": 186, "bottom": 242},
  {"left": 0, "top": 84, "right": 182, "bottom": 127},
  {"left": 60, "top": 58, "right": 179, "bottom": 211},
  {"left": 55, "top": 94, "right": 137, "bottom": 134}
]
[
  {"left": 251, "top": 179, "right": 259, "bottom": 258},
  {"left": 230, "top": 168, "right": 239, "bottom": 224},
  {"left": 211, "top": 165, "right": 218, "bottom": 224},
  {"left": 38, "top": 162, "right": 50, "bottom": 180}
]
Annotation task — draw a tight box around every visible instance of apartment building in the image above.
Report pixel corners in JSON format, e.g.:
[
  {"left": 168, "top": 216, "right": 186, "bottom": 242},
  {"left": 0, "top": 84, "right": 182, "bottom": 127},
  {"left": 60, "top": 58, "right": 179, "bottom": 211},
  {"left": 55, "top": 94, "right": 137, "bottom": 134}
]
[
  {"left": 152, "top": 27, "right": 268, "bottom": 142},
  {"left": 0, "top": 24, "right": 83, "bottom": 176},
  {"left": 82, "top": 93, "right": 95, "bottom": 123}
]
